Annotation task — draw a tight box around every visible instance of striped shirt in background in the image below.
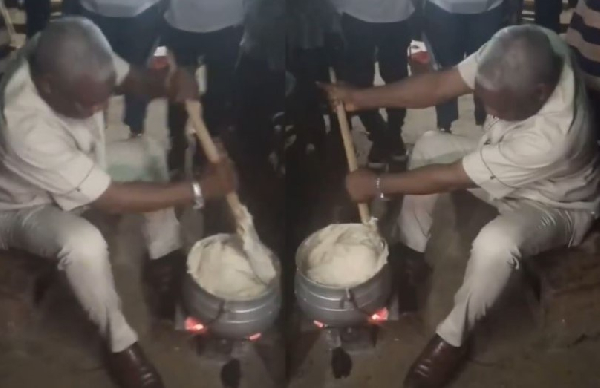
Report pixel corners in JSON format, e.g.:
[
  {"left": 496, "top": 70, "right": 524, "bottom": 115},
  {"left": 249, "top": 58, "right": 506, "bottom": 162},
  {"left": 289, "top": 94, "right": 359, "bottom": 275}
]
[{"left": 567, "top": 0, "right": 600, "bottom": 91}]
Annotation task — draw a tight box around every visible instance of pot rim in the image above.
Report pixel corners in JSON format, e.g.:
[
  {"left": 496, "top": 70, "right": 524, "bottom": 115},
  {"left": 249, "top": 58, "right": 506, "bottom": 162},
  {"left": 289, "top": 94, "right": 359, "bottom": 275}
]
[
  {"left": 295, "top": 262, "right": 391, "bottom": 292},
  {"left": 186, "top": 233, "right": 282, "bottom": 302}
]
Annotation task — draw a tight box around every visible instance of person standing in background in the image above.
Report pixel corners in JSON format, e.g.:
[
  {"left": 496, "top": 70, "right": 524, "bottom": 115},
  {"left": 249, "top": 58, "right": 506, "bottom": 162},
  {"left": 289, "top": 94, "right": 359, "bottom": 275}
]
[
  {"left": 62, "top": 0, "right": 82, "bottom": 15},
  {"left": 78, "top": 0, "right": 166, "bottom": 137},
  {"left": 334, "top": 0, "right": 414, "bottom": 170},
  {"left": 23, "top": 0, "right": 51, "bottom": 37},
  {"left": 163, "top": 0, "right": 245, "bottom": 174},
  {"left": 535, "top": 0, "right": 563, "bottom": 33},
  {"left": 567, "top": 0, "right": 600, "bottom": 140},
  {"left": 423, "top": 0, "right": 506, "bottom": 133}
]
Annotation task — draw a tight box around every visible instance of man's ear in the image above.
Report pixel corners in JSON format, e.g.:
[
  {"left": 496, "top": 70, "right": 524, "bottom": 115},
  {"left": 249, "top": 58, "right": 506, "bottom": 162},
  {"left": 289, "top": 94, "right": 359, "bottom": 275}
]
[
  {"left": 35, "top": 74, "right": 53, "bottom": 95},
  {"left": 536, "top": 83, "right": 553, "bottom": 104}
]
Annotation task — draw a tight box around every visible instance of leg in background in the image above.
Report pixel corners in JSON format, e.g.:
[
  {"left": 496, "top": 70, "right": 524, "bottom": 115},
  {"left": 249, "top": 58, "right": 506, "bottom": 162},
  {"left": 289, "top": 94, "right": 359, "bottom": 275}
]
[
  {"left": 62, "top": 0, "right": 82, "bottom": 15},
  {"left": 395, "top": 131, "right": 479, "bottom": 249},
  {"left": 466, "top": 5, "right": 506, "bottom": 125},
  {"left": 23, "top": 0, "right": 51, "bottom": 38},
  {"left": 377, "top": 18, "right": 412, "bottom": 160},
  {"left": 119, "top": 4, "right": 165, "bottom": 136},
  {"left": 340, "top": 14, "right": 390, "bottom": 166},
  {"left": 106, "top": 137, "right": 184, "bottom": 320},
  {"left": 423, "top": 3, "right": 464, "bottom": 131},
  {"left": 163, "top": 26, "right": 201, "bottom": 174},
  {"left": 202, "top": 25, "right": 244, "bottom": 134},
  {"left": 534, "top": 0, "right": 563, "bottom": 33}
]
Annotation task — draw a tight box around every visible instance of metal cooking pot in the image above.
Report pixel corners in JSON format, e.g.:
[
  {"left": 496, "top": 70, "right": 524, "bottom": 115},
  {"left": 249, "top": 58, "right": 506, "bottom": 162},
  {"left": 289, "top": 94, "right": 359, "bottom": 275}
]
[
  {"left": 182, "top": 249, "right": 282, "bottom": 340},
  {"left": 295, "top": 263, "right": 392, "bottom": 327}
]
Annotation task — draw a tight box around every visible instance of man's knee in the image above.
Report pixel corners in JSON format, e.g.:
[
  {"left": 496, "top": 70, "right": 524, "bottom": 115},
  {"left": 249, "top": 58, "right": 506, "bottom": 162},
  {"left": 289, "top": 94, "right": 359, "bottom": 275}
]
[
  {"left": 470, "top": 223, "right": 521, "bottom": 271},
  {"left": 409, "top": 131, "right": 450, "bottom": 168},
  {"left": 58, "top": 224, "right": 108, "bottom": 267}
]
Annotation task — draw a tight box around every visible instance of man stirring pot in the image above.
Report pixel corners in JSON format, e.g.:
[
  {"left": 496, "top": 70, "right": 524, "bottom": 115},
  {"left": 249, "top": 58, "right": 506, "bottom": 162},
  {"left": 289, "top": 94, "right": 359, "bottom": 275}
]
[{"left": 0, "top": 18, "right": 237, "bottom": 388}]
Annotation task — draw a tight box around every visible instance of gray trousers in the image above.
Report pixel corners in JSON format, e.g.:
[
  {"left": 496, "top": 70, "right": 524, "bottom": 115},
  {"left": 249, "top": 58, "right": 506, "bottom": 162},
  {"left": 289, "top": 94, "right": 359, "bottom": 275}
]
[
  {"left": 0, "top": 137, "right": 182, "bottom": 352},
  {"left": 397, "top": 131, "right": 595, "bottom": 346}
]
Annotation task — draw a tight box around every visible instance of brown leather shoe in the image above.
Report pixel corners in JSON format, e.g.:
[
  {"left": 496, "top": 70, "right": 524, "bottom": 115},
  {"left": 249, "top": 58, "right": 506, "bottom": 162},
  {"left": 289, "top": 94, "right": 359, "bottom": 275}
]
[
  {"left": 403, "top": 335, "right": 467, "bottom": 388},
  {"left": 106, "top": 343, "right": 164, "bottom": 388},
  {"left": 143, "top": 250, "right": 186, "bottom": 321}
]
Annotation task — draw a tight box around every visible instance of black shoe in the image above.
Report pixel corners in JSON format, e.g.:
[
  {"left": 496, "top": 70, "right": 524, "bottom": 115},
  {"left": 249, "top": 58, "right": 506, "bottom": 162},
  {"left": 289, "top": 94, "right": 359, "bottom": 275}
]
[{"left": 105, "top": 343, "right": 164, "bottom": 388}]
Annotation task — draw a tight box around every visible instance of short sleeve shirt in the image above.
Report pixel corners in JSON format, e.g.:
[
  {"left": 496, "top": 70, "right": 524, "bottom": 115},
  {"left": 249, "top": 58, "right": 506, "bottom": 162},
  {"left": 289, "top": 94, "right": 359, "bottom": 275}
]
[
  {"left": 79, "top": 0, "right": 161, "bottom": 17},
  {"left": 165, "top": 0, "right": 245, "bottom": 33},
  {"left": 0, "top": 40, "right": 130, "bottom": 211},
  {"left": 333, "top": 0, "right": 414, "bottom": 23},
  {"left": 457, "top": 26, "right": 600, "bottom": 212}
]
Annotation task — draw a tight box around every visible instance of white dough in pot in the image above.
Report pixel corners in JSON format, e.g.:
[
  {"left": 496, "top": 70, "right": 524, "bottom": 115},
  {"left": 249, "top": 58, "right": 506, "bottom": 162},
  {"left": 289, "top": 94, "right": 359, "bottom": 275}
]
[
  {"left": 187, "top": 234, "right": 275, "bottom": 301},
  {"left": 297, "top": 223, "right": 388, "bottom": 288}
]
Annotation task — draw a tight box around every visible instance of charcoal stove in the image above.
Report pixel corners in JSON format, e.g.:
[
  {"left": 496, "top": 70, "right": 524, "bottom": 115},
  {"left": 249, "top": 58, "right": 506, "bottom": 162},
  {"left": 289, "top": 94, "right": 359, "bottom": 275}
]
[
  {"left": 293, "top": 242, "right": 396, "bottom": 378},
  {"left": 178, "top": 252, "right": 283, "bottom": 387},
  {"left": 178, "top": 313, "right": 283, "bottom": 388}
]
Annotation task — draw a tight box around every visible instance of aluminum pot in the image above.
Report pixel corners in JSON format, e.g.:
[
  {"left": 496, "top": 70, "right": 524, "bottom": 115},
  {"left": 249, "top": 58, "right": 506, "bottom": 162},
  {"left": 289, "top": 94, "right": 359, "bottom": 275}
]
[
  {"left": 295, "top": 263, "right": 392, "bottom": 327},
  {"left": 182, "top": 236, "right": 282, "bottom": 340}
]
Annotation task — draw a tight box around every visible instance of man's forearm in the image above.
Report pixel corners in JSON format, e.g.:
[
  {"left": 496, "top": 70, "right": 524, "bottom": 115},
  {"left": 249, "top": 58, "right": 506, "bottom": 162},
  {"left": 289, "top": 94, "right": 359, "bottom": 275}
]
[
  {"left": 352, "top": 69, "right": 470, "bottom": 111},
  {"left": 116, "top": 67, "right": 170, "bottom": 100},
  {"left": 379, "top": 163, "right": 476, "bottom": 196},
  {"left": 93, "top": 181, "right": 194, "bottom": 214}
]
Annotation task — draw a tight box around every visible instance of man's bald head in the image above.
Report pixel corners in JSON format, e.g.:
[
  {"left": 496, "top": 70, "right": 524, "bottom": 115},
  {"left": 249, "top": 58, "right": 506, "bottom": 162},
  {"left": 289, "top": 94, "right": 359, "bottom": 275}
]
[
  {"left": 474, "top": 25, "right": 564, "bottom": 121},
  {"left": 29, "top": 17, "right": 117, "bottom": 119}
]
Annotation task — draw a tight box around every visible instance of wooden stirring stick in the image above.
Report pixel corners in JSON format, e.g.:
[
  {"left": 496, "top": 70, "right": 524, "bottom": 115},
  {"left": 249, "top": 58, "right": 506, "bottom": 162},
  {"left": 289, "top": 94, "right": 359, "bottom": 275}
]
[
  {"left": 185, "top": 100, "right": 244, "bottom": 222},
  {"left": 329, "top": 68, "right": 371, "bottom": 224},
  {"left": 164, "top": 52, "right": 243, "bottom": 221}
]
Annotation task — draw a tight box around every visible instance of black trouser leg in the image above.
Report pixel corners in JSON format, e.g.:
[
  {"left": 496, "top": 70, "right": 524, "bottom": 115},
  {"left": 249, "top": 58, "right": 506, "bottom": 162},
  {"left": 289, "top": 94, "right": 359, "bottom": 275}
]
[
  {"left": 62, "top": 0, "right": 82, "bottom": 15},
  {"left": 24, "top": 0, "right": 51, "bottom": 38},
  {"left": 163, "top": 26, "right": 201, "bottom": 173},
  {"left": 81, "top": 5, "right": 163, "bottom": 135},
  {"left": 202, "top": 26, "right": 244, "bottom": 132},
  {"left": 341, "top": 14, "right": 388, "bottom": 146},
  {"left": 377, "top": 19, "right": 411, "bottom": 147},
  {"left": 535, "top": 0, "right": 563, "bottom": 33},
  {"left": 424, "top": 3, "right": 464, "bottom": 130},
  {"left": 465, "top": 5, "right": 506, "bottom": 125}
]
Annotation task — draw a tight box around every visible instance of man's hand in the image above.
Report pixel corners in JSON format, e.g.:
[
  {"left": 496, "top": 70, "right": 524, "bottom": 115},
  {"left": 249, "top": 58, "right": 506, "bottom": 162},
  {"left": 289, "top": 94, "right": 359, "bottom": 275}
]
[
  {"left": 166, "top": 68, "right": 200, "bottom": 103},
  {"left": 318, "top": 82, "right": 360, "bottom": 112},
  {"left": 198, "top": 158, "right": 238, "bottom": 200},
  {"left": 346, "top": 169, "right": 378, "bottom": 203}
]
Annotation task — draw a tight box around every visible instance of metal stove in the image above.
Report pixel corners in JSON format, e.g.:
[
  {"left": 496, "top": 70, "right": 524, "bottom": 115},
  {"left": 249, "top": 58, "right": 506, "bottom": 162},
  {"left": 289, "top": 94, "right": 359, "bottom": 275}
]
[
  {"left": 175, "top": 307, "right": 283, "bottom": 388},
  {"left": 291, "top": 292, "right": 403, "bottom": 380}
]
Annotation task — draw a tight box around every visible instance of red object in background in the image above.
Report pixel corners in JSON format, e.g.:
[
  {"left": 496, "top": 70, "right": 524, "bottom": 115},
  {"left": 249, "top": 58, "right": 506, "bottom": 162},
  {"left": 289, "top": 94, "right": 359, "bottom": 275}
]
[
  {"left": 150, "top": 55, "right": 169, "bottom": 70},
  {"left": 150, "top": 46, "right": 169, "bottom": 70},
  {"left": 409, "top": 47, "right": 432, "bottom": 75}
]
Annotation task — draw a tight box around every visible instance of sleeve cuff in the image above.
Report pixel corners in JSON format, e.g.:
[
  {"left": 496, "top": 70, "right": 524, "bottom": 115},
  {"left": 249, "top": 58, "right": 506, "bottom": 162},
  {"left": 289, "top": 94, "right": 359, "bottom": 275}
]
[
  {"left": 462, "top": 152, "right": 513, "bottom": 199},
  {"left": 54, "top": 165, "right": 111, "bottom": 211}
]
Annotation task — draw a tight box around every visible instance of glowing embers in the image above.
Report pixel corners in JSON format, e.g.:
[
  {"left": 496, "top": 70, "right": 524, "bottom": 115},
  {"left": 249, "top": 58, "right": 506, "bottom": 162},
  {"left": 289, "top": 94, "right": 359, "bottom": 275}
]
[
  {"left": 185, "top": 316, "right": 262, "bottom": 342},
  {"left": 312, "top": 307, "right": 389, "bottom": 329}
]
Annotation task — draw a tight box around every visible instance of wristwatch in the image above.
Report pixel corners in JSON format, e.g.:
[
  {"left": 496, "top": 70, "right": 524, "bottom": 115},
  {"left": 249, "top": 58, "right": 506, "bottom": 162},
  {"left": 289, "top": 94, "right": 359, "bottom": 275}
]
[{"left": 191, "top": 181, "right": 204, "bottom": 210}]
